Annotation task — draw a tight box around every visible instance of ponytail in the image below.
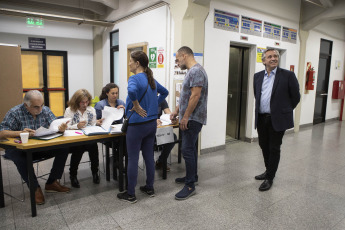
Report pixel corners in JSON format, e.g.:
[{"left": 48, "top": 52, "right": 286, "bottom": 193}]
[{"left": 145, "top": 67, "right": 156, "bottom": 89}]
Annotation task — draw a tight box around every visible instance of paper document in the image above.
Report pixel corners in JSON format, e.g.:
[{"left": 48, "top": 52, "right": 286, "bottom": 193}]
[
  {"left": 159, "top": 114, "right": 172, "bottom": 126},
  {"left": 63, "top": 130, "right": 84, "bottom": 137},
  {"left": 34, "top": 118, "right": 71, "bottom": 137},
  {"left": 82, "top": 126, "right": 109, "bottom": 136},
  {"left": 101, "top": 107, "right": 124, "bottom": 131},
  {"left": 110, "top": 124, "right": 123, "bottom": 134}
]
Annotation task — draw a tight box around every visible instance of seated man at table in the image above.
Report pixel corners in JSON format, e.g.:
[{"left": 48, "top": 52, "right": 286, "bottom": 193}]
[{"left": 0, "top": 90, "right": 71, "bottom": 205}]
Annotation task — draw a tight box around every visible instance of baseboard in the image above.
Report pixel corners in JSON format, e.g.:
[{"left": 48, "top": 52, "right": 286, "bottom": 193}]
[
  {"left": 200, "top": 144, "right": 226, "bottom": 154},
  {"left": 325, "top": 117, "right": 340, "bottom": 123}
]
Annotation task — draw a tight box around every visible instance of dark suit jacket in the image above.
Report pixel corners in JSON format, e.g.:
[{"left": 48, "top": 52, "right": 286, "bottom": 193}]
[{"left": 254, "top": 67, "right": 300, "bottom": 132}]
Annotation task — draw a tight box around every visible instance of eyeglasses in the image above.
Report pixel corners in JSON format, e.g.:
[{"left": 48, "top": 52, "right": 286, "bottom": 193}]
[{"left": 30, "top": 104, "right": 44, "bottom": 110}]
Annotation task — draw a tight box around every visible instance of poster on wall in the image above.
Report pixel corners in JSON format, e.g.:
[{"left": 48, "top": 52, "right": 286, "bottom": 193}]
[
  {"left": 157, "top": 47, "right": 164, "bottom": 68},
  {"left": 282, "top": 27, "right": 297, "bottom": 44},
  {"left": 214, "top": 9, "right": 239, "bottom": 32},
  {"left": 149, "top": 47, "right": 157, "bottom": 68},
  {"left": 173, "top": 53, "right": 187, "bottom": 80},
  {"left": 241, "top": 16, "right": 262, "bottom": 37},
  {"left": 263, "top": 21, "right": 281, "bottom": 40},
  {"left": 257, "top": 47, "right": 266, "bottom": 63}
]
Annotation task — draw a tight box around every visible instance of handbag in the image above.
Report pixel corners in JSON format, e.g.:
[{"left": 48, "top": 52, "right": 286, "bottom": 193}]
[{"left": 121, "top": 83, "right": 149, "bottom": 133}]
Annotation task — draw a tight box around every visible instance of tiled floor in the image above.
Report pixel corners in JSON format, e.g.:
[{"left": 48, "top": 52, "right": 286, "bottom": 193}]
[{"left": 2, "top": 121, "right": 345, "bottom": 229}]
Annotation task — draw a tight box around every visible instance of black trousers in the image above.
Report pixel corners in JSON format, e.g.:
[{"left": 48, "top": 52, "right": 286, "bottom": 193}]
[
  {"left": 257, "top": 114, "right": 285, "bottom": 180},
  {"left": 69, "top": 143, "right": 99, "bottom": 176}
]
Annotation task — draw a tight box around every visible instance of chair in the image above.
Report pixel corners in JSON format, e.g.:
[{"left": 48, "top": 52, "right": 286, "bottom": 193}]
[{"left": 1, "top": 152, "right": 53, "bottom": 202}]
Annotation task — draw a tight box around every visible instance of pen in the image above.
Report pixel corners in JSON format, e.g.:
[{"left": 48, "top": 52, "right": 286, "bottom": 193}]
[{"left": 75, "top": 132, "right": 83, "bottom": 135}]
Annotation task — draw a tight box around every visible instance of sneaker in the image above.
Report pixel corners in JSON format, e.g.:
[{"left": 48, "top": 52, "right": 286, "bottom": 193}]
[
  {"left": 140, "top": 185, "right": 155, "bottom": 197},
  {"left": 175, "top": 177, "right": 198, "bottom": 185},
  {"left": 155, "top": 161, "right": 170, "bottom": 172},
  {"left": 117, "top": 191, "right": 137, "bottom": 204},
  {"left": 175, "top": 186, "right": 196, "bottom": 200}
]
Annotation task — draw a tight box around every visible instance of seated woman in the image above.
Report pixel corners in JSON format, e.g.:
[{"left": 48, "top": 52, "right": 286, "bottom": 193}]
[
  {"left": 94, "top": 83, "right": 126, "bottom": 122},
  {"left": 64, "top": 89, "right": 103, "bottom": 188}
]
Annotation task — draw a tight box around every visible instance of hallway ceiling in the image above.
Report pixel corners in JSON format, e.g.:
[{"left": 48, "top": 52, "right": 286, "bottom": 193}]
[
  {"left": 0, "top": 0, "right": 344, "bottom": 30},
  {"left": 301, "top": 0, "right": 345, "bottom": 30}
]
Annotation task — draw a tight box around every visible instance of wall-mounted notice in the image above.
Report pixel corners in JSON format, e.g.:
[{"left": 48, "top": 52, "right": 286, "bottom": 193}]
[
  {"left": 282, "top": 27, "right": 297, "bottom": 44},
  {"left": 257, "top": 47, "right": 266, "bottom": 63},
  {"left": 263, "top": 22, "right": 281, "bottom": 40},
  {"left": 241, "top": 16, "right": 262, "bottom": 37},
  {"left": 149, "top": 47, "right": 157, "bottom": 68},
  {"left": 214, "top": 9, "right": 239, "bottom": 32}
]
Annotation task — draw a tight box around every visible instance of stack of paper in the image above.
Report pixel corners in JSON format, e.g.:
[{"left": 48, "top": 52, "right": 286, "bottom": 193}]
[
  {"left": 34, "top": 118, "right": 71, "bottom": 139},
  {"left": 82, "top": 107, "right": 124, "bottom": 136},
  {"left": 159, "top": 114, "right": 172, "bottom": 126},
  {"left": 110, "top": 124, "right": 123, "bottom": 134},
  {"left": 101, "top": 107, "right": 124, "bottom": 131}
]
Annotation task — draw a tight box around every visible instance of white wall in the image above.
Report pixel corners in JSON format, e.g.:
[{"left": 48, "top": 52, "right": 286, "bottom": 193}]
[
  {"left": 300, "top": 21, "right": 345, "bottom": 125},
  {"left": 102, "top": 5, "right": 172, "bottom": 104},
  {"left": 202, "top": 0, "right": 301, "bottom": 149},
  {"left": 0, "top": 15, "right": 94, "bottom": 98}
]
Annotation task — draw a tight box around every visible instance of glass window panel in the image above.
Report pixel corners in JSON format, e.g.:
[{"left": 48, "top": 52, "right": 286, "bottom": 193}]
[
  {"left": 47, "top": 55, "right": 64, "bottom": 88},
  {"left": 113, "top": 51, "right": 119, "bottom": 84},
  {"left": 21, "top": 51, "right": 43, "bottom": 89},
  {"left": 111, "top": 32, "right": 119, "bottom": 46},
  {"left": 49, "top": 91, "right": 64, "bottom": 117}
]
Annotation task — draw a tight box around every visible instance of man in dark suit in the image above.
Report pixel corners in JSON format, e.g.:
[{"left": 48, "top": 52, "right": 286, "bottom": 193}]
[{"left": 253, "top": 49, "right": 300, "bottom": 191}]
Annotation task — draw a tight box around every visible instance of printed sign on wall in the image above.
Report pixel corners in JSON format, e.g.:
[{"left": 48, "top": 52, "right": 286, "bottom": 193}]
[
  {"left": 282, "top": 27, "right": 297, "bottom": 44},
  {"left": 257, "top": 47, "right": 266, "bottom": 63},
  {"left": 263, "top": 22, "right": 281, "bottom": 41},
  {"left": 214, "top": 9, "right": 239, "bottom": 32},
  {"left": 28, "top": 37, "right": 46, "bottom": 49},
  {"left": 157, "top": 47, "right": 164, "bottom": 68},
  {"left": 149, "top": 47, "right": 157, "bottom": 68},
  {"left": 241, "top": 16, "right": 262, "bottom": 37}
]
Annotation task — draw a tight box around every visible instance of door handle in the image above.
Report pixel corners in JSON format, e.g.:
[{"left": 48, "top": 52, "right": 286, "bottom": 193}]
[
  {"left": 228, "top": 94, "right": 232, "bottom": 98},
  {"left": 320, "top": 93, "right": 328, "bottom": 96}
]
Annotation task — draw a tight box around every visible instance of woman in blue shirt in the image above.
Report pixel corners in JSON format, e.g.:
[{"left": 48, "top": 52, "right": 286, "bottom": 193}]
[
  {"left": 117, "top": 51, "right": 168, "bottom": 203},
  {"left": 94, "top": 83, "right": 126, "bottom": 121}
]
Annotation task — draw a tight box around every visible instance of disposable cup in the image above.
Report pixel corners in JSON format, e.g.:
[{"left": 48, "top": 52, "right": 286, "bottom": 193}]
[{"left": 20, "top": 132, "right": 29, "bottom": 144}]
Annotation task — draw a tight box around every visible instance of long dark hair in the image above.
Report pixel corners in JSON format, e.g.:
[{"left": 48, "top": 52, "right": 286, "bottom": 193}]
[
  {"left": 99, "top": 83, "right": 119, "bottom": 100},
  {"left": 131, "top": 51, "right": 156, "bottom": 89}
]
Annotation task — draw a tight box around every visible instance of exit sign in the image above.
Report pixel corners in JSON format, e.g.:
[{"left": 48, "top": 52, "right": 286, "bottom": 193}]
[{"left": 26, "top": 17, "right": 44, "bottom": 28}]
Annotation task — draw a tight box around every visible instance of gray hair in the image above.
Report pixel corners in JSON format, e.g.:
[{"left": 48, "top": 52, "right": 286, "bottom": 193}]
[
  {"left": 23, "top": 90, "right": 43, "bottom": 106},
  {"left": 261, "top": 49, "right": 280, "bottom": 62}
]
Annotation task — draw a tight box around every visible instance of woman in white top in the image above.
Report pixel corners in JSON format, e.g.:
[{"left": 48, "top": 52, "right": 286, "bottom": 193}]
[{"left": 64, "top": 89, "right": 103, "bottom": 188}]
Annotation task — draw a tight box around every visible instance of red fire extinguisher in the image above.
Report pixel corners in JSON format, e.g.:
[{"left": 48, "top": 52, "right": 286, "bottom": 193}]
[{"left": 305, "top": 62, "right": 315, "bottom": 90}]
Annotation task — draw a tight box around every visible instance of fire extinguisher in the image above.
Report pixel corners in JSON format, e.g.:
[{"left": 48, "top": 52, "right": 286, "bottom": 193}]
[{"left": 305, "top": 64, "right": 315, "bottom": 90}]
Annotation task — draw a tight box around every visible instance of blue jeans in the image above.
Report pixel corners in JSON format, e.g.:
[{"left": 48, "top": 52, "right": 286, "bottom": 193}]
[
  {"left": 126, "top": 120, "right": 157, "bottom": 196},
  {"left": 4, "top": 148, "right": 69, "bottom": 189},
  {"left": 181, "top": 120, "right": 203, "bottom": 188}
]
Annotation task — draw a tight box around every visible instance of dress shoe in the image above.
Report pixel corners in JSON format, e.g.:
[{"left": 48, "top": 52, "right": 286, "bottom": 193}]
[
  {"left": 70, "top": 176, "right": 80, "bottom": 188},
  {"left": 45, "top": 180, "right": 71, "bottom": 193},
  {"left": 35, "top": 187, "right": 45, "bottom": 205},
  {"left": 93, "top": 172, "right": 100, "bottom": 184},
  {"left": 259, "top": 179, "right": 273, "bottom": 191},
  {"left": 255, "top": 172, "right": 267, "bottom": 180}
]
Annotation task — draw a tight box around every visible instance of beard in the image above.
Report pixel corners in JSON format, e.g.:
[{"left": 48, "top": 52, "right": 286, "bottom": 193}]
[{"left": 179, "top": 64, "right": 187, "bottom": 70}]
